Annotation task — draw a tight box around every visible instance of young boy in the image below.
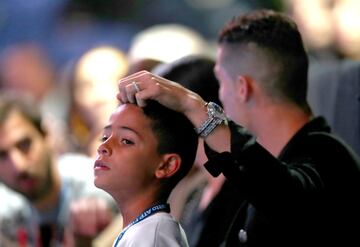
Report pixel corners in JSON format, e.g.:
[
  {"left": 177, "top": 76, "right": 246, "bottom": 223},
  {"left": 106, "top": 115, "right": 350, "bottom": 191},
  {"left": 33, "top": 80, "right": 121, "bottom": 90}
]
[{"left": 94, "top": 101, "right": 198, "bottom": 246}]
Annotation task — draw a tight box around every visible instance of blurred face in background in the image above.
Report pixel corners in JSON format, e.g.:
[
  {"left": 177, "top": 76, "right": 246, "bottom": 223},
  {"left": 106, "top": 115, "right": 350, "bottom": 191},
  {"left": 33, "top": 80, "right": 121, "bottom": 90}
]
[
  {"left": 288, "top": 0, "right": 360, "bottom": 59},
  {"left": 0, "top": 43, "right": 54, "bottom": 101},
  {"left": 73, "top": 46, "right": 129, "bottom": 123},
  {"left": 72, "top": 47, "right": 129, "bottom": 156},
  {"left": 0, "top": 109, "right": 53, "bottom": 201}
]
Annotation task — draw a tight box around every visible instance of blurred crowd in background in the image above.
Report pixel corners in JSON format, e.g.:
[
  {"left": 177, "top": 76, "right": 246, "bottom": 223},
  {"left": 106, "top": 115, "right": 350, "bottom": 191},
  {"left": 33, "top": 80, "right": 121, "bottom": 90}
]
[
  {"left": 0, "top": 0, "right": 358, "bottom": 158},
  {"left": 1, "top": 0, "right": 359, "bottom": 66},
  {"left": 0, "top": 0, "right": 359, "bottom": 246},
  {"left": 0, "top": 0, "right": 281, "bottom": 69}
]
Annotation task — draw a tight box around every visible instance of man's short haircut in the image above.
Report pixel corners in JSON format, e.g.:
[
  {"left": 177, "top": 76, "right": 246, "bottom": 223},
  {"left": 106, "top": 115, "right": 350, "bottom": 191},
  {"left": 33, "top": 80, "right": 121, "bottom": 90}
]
[
  {"left": 218, "top": 9, "right": 310, "bottom": 113},
  {"left": 0, "top": 91, "right": 45, "bottom": 136},
  {"left": 143, "top": 100, "right": 198, "bottom": 195}
]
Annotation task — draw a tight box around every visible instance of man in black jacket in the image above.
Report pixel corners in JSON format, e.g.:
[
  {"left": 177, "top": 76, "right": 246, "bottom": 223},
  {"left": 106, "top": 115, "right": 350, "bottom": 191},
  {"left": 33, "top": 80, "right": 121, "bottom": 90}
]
[{"left": 117, "top": 9, "right": 360, "bottom": 247}]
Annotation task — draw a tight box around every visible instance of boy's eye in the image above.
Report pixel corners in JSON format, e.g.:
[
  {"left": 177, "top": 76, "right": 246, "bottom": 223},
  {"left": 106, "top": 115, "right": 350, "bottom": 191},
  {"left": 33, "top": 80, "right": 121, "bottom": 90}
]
[
  {"left": 101, "top": 135, "right": 109, "bottom": 142},
  {"left": 121, "top": 139, "right": 134, "bottom": 145}
]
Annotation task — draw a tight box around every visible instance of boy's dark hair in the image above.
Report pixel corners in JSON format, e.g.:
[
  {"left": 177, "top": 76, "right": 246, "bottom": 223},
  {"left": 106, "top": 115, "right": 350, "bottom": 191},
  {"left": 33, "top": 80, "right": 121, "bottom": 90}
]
[
  {"left": 219, "top": 9, "right": 310, "bottom": 113},
  {"left": 143, "top": 100, "right": 198, "bottom": 197},
  {"left": 0, "top": 91, "right": 45, "bottom": 136}
]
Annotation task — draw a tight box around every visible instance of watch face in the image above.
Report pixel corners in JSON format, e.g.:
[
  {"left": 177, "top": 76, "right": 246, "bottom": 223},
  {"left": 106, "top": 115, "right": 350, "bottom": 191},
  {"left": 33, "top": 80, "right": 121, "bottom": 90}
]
[
  {"left": 208, "top": 102, "right": 225, "bottom": 119},
  {"left": 197, "top": 102, "right": 227, "bottom": 137}
]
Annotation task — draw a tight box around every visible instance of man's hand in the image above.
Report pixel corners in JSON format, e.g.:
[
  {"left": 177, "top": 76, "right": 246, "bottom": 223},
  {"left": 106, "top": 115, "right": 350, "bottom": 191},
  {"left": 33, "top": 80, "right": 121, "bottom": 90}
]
[
  {"left": 117, "top": 70, "right": 231, "bottom": 153},
  {"left": 117, "top": 70, "right": 208, "bottom": 128},
  {"left": 64, "top": 198, "right": 113, "bottom": 246}
]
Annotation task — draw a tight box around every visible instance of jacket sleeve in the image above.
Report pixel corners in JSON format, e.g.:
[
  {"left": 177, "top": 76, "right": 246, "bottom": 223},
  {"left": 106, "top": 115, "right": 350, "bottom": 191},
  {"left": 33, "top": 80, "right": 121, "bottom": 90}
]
[{"left": 203, "top": 121, "right": 324, "bottom": 215}]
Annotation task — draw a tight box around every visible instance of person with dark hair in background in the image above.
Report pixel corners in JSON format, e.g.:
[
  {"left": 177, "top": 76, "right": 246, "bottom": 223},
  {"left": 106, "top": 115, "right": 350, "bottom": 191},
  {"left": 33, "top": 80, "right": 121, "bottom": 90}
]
[
  {"left": 0, "top": 91, "right": 116, "bottom": 247},
  {"left": 154, "top": 55, "right": 244, "bottom": 247},
  {"left": 0, "top": 42, "right": 70, "bottom": 156},
  {"left": 117, "top": 9, "right": 360, "bottom": 247},
  {"left": 94, "top": 100, "right": 198, "bottom": 246},
  {"left": 153, "top": 55, "right": 221, "bottom": 107}
]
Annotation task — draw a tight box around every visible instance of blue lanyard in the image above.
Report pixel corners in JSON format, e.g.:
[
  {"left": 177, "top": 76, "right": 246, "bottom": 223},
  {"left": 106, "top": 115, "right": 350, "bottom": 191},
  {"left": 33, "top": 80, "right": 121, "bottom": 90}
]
[{"left": 113, "top": 203, "right": 170, "bottom": 246}]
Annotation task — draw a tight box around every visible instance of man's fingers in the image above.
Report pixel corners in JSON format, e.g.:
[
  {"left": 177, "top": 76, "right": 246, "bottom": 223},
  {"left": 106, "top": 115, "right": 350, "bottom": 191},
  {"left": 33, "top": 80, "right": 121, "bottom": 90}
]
[
  {"left": 117, "top": 71, "right": 185, "bottom": 109},
  {"left": 118, "top": 71, "right": 149, "bottom": 104},
  {"left": 118, "top": 70, "right": 148, "bottom": 83},
  {"left": 135, "top": 93, "right": 146, "bottom": 107},
  {"left": 118, "top": 80, "right": 129, "bottom": 104},
  {"left": 118, "top": 71, "right": 145, "bottom": 103},
  {"left": 125, "top": 82, "right": 138, "bottom": 104}
]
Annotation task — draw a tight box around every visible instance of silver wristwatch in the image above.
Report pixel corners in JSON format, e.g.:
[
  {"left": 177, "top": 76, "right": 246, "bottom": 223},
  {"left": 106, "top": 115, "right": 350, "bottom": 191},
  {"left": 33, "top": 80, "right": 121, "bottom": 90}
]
[{"left": 195, "top": 102, "right": 227, "bottom": 138}]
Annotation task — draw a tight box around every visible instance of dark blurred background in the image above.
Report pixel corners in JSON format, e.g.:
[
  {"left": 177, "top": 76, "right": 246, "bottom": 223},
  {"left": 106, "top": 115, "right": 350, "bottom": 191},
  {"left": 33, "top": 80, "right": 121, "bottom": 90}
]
[
  {"left": 0, "top": 0, "right": 284, "bottom": 68},
  {"left": 0, "top": 0, "right": 359, "bottom": 158}
]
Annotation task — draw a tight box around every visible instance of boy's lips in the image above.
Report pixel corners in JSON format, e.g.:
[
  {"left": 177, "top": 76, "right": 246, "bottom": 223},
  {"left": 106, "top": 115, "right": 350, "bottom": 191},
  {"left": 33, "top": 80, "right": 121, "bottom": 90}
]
[{"left": 94, "top": 160, "right": 111, "bottom": 170}]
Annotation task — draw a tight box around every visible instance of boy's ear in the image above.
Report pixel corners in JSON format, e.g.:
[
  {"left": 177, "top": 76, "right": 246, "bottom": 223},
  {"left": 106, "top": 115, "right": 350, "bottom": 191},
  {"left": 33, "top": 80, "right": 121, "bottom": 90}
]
[{"left": 155, "top": 154, "right": 181, "bottom": 179}]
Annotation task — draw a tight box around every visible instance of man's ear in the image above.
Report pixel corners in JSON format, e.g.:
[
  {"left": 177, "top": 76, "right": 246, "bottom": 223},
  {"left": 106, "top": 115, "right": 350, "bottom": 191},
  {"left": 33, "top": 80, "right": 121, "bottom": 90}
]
[
  {"left": 235, "top": 75, "right": 253, "bottom": 102},
  {"left": 155, "top": 154, "right": 181, "bottom": 179}
]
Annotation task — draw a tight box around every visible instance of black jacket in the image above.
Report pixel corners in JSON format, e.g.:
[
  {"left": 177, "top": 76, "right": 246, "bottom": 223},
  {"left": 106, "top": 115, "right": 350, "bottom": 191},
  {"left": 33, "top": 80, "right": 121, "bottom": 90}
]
[
  {"left": 180, "top": 179, "right": 245, "bottom": 247},
  {"left": 205, "top": 117, "right": 360, "bottom": 247}
]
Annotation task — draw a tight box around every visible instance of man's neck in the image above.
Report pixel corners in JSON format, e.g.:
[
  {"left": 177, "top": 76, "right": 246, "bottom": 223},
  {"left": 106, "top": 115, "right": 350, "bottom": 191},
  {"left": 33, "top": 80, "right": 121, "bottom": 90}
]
[
  {"left": 251, "top": 104, "right": 311, "bottom": 157},
  {"left": 33, "top": 165, "right": 61, "bottom": 212}
]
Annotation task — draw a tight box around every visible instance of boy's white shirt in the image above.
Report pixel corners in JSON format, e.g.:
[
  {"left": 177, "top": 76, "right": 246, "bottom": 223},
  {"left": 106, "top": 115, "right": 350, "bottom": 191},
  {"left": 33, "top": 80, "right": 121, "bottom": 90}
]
[{"left": 114, "top": 212, "right": 189, "bottom": 247}]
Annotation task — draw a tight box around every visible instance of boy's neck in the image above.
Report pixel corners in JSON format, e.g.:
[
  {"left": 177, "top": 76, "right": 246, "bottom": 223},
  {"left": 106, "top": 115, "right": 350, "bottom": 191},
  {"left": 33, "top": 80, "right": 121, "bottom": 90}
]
[{"left": 120, "top": 197, "right": 167, "bottom": 228}]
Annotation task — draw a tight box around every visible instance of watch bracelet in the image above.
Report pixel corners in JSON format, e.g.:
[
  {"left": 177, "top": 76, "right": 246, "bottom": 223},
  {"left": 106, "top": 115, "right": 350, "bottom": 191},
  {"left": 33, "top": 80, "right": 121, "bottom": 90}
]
[
  {"left": 199, "top": 118, "right": 224, "bottom": 138},
  {"left": 195, "top": 115, "right": 213, "bottom": 135}
]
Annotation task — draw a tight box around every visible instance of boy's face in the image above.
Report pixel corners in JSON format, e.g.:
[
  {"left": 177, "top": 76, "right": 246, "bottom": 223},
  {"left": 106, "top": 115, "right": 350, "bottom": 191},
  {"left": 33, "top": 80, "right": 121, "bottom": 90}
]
[
  {"left": 94, "top": 104, "right": 164, "bottom": 200},
  {"left": 0, "top": 109, "right": 52, "bottom": 201}
]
